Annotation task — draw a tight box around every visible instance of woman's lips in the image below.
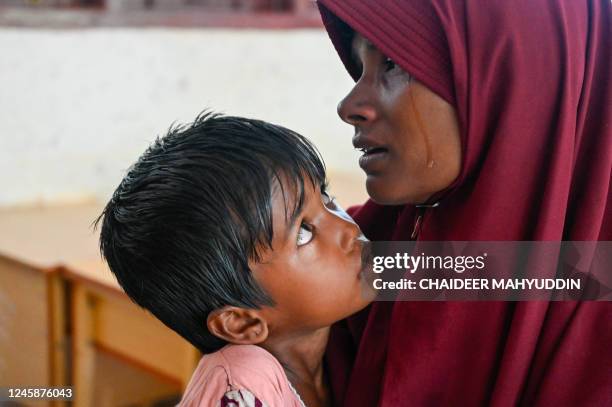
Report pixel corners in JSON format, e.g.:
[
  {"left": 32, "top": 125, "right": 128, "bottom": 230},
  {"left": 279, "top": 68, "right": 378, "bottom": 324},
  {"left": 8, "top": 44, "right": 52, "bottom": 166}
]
[
  {"left": 353, "top": 134, "right": 390, "bottom": 172},
  {"left": 358, "top": 147, "right": 390, "bottom": 172}
]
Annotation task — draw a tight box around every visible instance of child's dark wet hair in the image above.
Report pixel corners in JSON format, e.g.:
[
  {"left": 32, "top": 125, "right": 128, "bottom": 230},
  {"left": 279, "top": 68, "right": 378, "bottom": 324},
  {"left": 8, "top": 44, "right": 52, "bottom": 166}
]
[{"left": 96, "top": 112, "right": 326, "bottom": 353}]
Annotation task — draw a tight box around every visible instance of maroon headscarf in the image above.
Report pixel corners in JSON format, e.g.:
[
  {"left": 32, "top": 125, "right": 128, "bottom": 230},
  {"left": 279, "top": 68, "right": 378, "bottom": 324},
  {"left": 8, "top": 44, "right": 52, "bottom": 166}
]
[{"left": 318, "top": 0, "right": 611, "bottom": 405}]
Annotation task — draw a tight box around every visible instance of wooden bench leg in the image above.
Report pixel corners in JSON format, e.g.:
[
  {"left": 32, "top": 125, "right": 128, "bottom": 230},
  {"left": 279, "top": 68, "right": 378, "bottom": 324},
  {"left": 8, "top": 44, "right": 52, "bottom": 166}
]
[{"left": 72, "top": 284, "right": 94, "bottom": 407}]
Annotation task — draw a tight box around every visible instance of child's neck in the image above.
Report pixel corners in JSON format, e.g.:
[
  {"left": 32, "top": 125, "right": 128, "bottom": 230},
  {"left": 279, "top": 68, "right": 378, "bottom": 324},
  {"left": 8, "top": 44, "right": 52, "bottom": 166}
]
[{"left": 262, "top": 327, "right": 331, "bottom": 407}]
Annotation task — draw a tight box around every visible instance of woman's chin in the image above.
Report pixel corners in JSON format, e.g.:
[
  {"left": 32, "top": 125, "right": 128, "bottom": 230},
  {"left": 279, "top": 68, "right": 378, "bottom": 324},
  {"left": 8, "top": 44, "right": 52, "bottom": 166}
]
[{"left": 365, "top": 175, "right": 429, "bottom": 206}]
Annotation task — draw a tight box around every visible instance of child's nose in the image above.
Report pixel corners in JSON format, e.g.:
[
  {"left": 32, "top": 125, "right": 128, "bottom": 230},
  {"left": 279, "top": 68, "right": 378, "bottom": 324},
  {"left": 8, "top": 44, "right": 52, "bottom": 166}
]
[{"left": 334, "top": 215, "right": 362, "bottom": 254}]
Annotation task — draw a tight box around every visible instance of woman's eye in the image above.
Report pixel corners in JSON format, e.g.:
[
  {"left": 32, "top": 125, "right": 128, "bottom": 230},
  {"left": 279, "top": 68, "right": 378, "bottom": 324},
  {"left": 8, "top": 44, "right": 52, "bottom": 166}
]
[
  {"left": 297, "top": 223, "right": 314, "bottom": 246},
  {"left": 383, "top": 57, "right": 397, "bottom": 72}
]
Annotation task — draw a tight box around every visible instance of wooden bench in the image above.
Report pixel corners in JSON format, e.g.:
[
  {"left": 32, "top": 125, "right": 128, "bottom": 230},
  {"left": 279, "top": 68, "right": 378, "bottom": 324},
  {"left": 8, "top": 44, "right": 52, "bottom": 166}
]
[{"left": 0, "top": 204, "right": 199, "bottom": 406}]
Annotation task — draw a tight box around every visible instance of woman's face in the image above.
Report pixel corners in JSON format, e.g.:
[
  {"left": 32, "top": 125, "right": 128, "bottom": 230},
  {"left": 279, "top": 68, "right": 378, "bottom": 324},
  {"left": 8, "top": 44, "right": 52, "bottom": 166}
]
[{"left": 337, "top": 34, "right": 462, "bottom": 205}]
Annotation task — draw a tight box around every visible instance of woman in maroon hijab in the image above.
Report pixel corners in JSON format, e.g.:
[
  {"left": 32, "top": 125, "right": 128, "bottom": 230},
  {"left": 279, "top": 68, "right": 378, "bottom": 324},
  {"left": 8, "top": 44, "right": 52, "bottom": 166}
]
[{"left": 317, "top": 0, "right": 611, "bottom": 406}]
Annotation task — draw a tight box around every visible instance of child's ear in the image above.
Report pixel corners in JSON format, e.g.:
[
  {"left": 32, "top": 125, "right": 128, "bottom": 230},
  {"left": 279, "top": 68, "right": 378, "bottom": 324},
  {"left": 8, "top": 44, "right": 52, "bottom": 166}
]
[{"left": 207, "top": 306, "right": 269, "bottom": 345}]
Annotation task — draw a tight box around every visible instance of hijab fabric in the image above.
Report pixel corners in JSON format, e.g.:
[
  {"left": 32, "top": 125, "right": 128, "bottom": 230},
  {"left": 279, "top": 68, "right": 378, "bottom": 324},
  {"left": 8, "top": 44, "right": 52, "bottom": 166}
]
[{"left": 318, "top": 0, "right": 611, "bottom": 405}]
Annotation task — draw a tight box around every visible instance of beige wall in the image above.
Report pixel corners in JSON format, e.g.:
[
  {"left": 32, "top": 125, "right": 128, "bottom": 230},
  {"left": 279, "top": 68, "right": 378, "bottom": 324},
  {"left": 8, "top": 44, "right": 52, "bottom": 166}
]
[{"left": 0, "top": 28, "right": 368, "bottom": 208}]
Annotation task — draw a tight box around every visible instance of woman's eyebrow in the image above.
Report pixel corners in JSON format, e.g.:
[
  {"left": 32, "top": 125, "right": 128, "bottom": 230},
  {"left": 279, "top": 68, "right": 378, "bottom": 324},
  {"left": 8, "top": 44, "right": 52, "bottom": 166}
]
[
  {"left": 351, "top": 37, "right": 377, "bottom": 72},
  {"left": 351, "top": 45, "right": 364, "bottom": 72},
  {"left": 363, "top": 39, "right": 376, "bottom": 50}
]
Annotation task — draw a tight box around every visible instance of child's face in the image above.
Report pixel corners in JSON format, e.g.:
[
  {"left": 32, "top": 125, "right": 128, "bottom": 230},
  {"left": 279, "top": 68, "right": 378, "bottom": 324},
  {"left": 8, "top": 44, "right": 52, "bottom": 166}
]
[{"left": 249, "top": 176, "right": 376, "bottom": 337}]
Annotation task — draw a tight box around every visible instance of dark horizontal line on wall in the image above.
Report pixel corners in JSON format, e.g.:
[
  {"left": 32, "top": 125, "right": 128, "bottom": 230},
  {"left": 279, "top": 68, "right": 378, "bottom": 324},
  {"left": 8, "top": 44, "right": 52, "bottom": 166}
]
[{"left": 0, "top": 7, "right": 324, "bottom": 29}]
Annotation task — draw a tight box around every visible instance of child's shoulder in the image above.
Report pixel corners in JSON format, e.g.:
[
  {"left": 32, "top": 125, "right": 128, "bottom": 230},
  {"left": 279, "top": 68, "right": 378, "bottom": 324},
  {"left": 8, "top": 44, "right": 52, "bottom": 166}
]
[
  {"left": 215, "top": 344, "right": 287, "bottom": 389},
  {"left": 179, "top": 344, "right": 301, "bottom": 407}
]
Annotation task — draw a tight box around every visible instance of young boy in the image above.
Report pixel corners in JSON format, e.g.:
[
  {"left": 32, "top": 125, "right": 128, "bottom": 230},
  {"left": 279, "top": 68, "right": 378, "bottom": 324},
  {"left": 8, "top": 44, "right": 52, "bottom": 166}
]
[{"left": 97, "top": 112, "right": 375, "bottom": 406}]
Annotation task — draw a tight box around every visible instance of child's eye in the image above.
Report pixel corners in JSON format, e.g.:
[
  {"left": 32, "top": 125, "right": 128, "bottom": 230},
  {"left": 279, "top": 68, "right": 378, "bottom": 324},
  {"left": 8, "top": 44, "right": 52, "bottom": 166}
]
[
  {"left": 297, "top": 223, "right": 314, "bottom": 246},
  {"left": 383, "top": 56, "right": 398, "bottom": 72}
]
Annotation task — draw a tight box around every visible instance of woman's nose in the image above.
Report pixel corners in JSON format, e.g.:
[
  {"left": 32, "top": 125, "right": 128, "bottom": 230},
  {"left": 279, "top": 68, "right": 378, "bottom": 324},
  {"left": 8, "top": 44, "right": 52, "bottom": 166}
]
[{"left": 337, "top": 82, "right": 378, "bottom": 126}]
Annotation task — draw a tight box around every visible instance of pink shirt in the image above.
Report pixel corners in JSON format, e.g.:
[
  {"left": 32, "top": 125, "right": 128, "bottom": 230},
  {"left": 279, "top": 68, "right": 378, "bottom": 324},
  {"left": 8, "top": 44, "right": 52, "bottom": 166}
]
[{"left": 179, "top": 344, "right": 304, "bottom": 407}]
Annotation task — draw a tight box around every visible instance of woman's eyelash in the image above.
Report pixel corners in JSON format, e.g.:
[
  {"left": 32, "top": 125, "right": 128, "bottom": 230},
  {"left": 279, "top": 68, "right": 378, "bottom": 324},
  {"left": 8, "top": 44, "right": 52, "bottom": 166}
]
[{"left": 384, "top": 57, "right": 397, "bottom": 72}]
